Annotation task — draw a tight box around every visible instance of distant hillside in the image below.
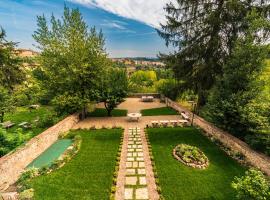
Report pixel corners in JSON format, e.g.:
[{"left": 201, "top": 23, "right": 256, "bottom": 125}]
[{"left": 113, "top": 57, "right": 160, "bottom": 62}]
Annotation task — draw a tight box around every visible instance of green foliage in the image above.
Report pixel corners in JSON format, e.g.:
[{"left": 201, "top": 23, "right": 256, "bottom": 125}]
[
  {"left": 155, "top": 79, "right": 179, "bottom": 100},
  {"left": 87, "top": 108, "right": 127, "bottom": 117},
  {"left": 0, "top": 28, "right": 25, "bottom": 122},
  {"left": 159, "top": 1, "right": 270, "bottom": 107},
  {"left": 35, "top": 112, "right": 58, "bottom": 129},
  {"left": 13, "top": 70, "right": 43, "bottom": 106},
  {"left": 33, "top": 6, "right": 108, "bottom": 115},
  {"left": 147, "top": 127, "right": 245, "bottom": 199},
  {"left": 0, "top": 27, "right": 25, "bottom": 91},
  {"left": 98, "top": 67, "right": 128, "bottom": 116},
  {"left": 245, "top": 134, "right": 270, "bottom": 156},
  {"left": 201, "top": 11, "right": 270, "bottom": 139},
  {"left": 175, "top": 144, "right": 208, "bottom": 165},
  {"left": 0, "top": 128, "right": 32, "bottom": 156},
  {"left": 51, "top": 93, "right": 85, "bottom": 115},
  {"left": 29, "top": 129, "right": 122, "bottom": 199},
  {"left": 19, "top": 188, "right": 34, "bottom": 200},
  {"left": 0, "top": 87, "right": 14, "bottom": 122},
  {"left": 232, "top": 169, "right": 270, "bottom": 200},
  {"left": 129, "top": 70, "right": 157, "bottom": 93},
  {"left": 141, "top": 107, "right": 178, "bottom": 116}
]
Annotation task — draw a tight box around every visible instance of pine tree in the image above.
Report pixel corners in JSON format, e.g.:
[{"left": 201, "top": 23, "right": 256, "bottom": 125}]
[{"left": 159, "top": 0, "right": 270, "bottom": 107}]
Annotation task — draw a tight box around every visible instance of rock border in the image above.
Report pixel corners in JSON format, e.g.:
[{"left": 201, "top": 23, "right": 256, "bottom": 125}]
[{"left": 172, "top": 145, "right": 209, "bottom": 169}]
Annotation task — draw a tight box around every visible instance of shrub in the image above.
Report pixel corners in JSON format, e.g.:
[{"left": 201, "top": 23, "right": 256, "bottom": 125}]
[
  {"left": 174, "top": 144, "right": 208, "bottom": 165},
  {"left": 17, "top": 168, "right": 39, "bottom": 184},
  {"left": 36, "top": 113, "right": 57, "bottom": 128},
  {"left": 232, "top": 169, "right": 270, "bottom": 200},
  {"left": 155, "top": 79, "right": 179, "bottom": 100},
  {"left": 0, "top": 128, "right": 32, "bottom": 157},
  {"left": 19, "top": 188, "right": 34, "bottom": 200},
  {"left": 245, "top": 134, "right": 270, "bottom": 156}
]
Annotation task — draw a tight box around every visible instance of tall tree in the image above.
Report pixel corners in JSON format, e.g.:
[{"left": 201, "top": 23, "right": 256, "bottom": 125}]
[
  {"left": 98, "top": 67, "right": 128, "bottom": 116},
  {"left": 159, "top": 0, "right": 270, "bottom": 107},
  {"left": 33, "top": 6, "right": 108, "bottom": 117},
  {"left": 0, "top": 27, "right": 24, "bottom": 91},
  {"left": 0, "top": 27, "right": 24, "bottom": 122},
  {"left": 202, "top": 10, "right": 270, "bottom": 138}
]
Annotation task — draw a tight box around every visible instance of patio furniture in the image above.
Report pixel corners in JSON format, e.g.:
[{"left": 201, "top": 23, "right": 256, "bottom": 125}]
[
  {"left": 141, "top": 96, "right": 154, "bottom": 102},
  {"left": 1, "top": 121, "right": 15, "bottom": 129},
  {"left": 181, "top": 112, "right": 190, "bottom": 121},
  {"left": 151, "top": 120, "right": 159, "bottom": 128},
  {"left": 170, "top": 120, "right": 178, "bottom": 127},
  {"left": 29, "top": 104, "right": 40, "bottom": 109},
  {"left": 127, "top": 113, "right": 142, "bottom": 122},
  {"left": 19, "top": 122, "right": 31, "bottom": 129},
  {"left": 178, "top": 119, "right": 189, "bottom": 126},
  {"left": 160, "top": 120, "right": 169, "bottom": 127}
]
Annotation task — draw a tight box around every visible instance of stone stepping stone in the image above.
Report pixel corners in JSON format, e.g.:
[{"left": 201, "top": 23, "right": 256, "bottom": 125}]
[
  {"left": 138, "top": 152, "right": 144, "bottom": 157},
  {"left": 124, "top": 188, "right": 133, "bottom": 200},
  {"left": 132, "top": 161, "right": 138, "bottom": 168},
  {"left": 135, "top": 188, "right": 148, "bottom": 199},
  {"left": 127, "top": 157, "right": 135, "bottom": 161},
  {"left": 125, "top": 176, "right": 137, "bottom": 185},
  {"left": 126, "top": 168, "right": 136, "bottom": 175},
  {"left": 139, "top": 162, "right": 145, "bottom": 168},
  {"left": 126, "top": 162, "right": 132, "bottom": 168},
  {"left": 136, "top": 157, "right": 144, "bottom": 161},
  {"left": 139, "top": 176, "right": 147, "bottom": 185},
  {"left": 138, "top": 168, "right": 146, "bottom": 175}
]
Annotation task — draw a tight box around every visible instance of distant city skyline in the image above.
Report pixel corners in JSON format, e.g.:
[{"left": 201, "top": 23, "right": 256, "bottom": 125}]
[{"left": 0, "top": 0, "right": 174, "bottom": 58}]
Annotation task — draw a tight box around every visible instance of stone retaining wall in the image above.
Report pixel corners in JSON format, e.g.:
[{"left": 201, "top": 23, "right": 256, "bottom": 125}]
[
  {"left": 166, "top": 98, "right": 270, "bottom": 176},
  {"left": 0, "top": 114, "right": 79, "bottom": 191}
]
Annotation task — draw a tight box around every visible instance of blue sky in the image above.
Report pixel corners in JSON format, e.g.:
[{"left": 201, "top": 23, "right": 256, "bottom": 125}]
[{"left": 0, "top": 0, "right": 173, "bottom": 58}]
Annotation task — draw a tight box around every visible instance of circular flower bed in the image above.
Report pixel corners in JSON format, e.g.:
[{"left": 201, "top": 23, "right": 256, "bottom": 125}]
[{"left": 173, "top": 144, "right": 209, "bottom": 169}]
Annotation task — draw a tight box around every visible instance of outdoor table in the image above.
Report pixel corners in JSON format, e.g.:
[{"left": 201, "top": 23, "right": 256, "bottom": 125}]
[
  {"left": 141, "top": 96, "right": 154, "bottom": 102},
  {"left": 127, "top": 113, "right": 142, "bottom": 122}
]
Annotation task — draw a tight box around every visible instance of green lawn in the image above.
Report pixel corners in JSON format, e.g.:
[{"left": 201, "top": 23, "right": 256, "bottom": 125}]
[
  {"left": 30, "top": 129, "right": 122, "bottom": 200},
  {"left": 87, "top": 108, "right": 127, "bottom": 117},
  {"left": 141, "top": 107, "right": 178, "bottom": 116},
  {"left": 147, "top": 127, "right": 246, "bottom": 200}
]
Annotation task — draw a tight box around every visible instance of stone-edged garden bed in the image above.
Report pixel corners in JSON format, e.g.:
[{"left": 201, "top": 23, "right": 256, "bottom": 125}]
[{"left": 173, "top": 144, "right": 209, "bottom": 169}]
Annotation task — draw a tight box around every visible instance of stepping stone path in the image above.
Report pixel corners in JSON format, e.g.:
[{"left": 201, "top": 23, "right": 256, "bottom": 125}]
[{"left": 115, "top": 127, "right": 159, "bottom": 200}]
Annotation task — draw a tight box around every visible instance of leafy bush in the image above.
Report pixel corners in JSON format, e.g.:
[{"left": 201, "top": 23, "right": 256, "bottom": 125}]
[
  {"left": 35, "top": 112, "right": 58, "bottom": 129},
  {"left": 245, "top": 134, "right": 270, "bottom": 156},
  {"left": 155, "top": 79, "right": 179, "bottom": 100},
  {"left": 128, "top": 70, "right": 157, "bottom": 93},
  {"left": 19, "top": 188, "right": 34, "bottom": 200},
  {"left": 175, "top": 144, "right": 208, "bottom": 165},
  {"left": 51, "top": 93, "right": 86, "bottom": 115},
  {"left": 232, "top": 169, "right": 270, "bottom": 200},
  {"left": 0, "top": 128, "right": 32, "bottom": 157}
]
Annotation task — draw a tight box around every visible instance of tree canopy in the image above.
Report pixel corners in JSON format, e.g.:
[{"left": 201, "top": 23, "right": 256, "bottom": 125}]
[
  {"left": 33, "top": 6, "right": 109, "bottom": 117},
  {"left": 159, "top": 0, "right": 270, "bottom": 106}
]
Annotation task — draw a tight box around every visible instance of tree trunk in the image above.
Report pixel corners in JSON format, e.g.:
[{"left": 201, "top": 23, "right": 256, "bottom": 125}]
[
  {"left": 0, "top": 112, "right": 4, "bottom": 123},
  {"left": 80, "top": 106, "right": 87, "bottom": 120},
  {"left": 197, "top": 90, "right": 207, "bottom": 110},
  {"left": 104, "top": 102, "right": 112, "bottom": 117}
]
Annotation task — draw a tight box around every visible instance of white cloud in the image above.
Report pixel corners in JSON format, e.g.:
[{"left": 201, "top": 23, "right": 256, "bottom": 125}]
[
  {"left": 69, "top": 0, "right": 172, "bottom": 28},
  {"left": 101, "top": 20, "right": 126, "bottom": 30}
]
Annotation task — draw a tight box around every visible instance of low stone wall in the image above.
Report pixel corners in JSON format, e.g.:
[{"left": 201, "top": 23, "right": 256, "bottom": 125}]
[
  {"left": 0, "top": 114, "right": 79, "bottom": 191},
  {"left": 166, "top": 98, "right": 270, "bottom": 176}
]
